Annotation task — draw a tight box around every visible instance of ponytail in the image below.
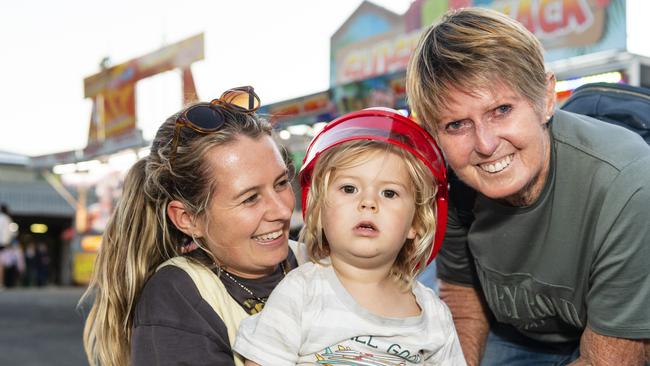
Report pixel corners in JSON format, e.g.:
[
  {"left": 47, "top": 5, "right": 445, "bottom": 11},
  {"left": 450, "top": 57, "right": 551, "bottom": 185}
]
[
  {"left": 82, "top": 158, "right": 178, "bottom": 366},
  {"left": 81, "top": 101, "right": 274, "bottom": 365}
]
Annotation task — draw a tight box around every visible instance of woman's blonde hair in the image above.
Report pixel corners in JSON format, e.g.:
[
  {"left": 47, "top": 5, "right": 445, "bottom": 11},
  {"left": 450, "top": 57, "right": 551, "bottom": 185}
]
[
  {"left": 299, "top": 140, "right": 437, "bottom": 289},
  {"left": 81, "top": 105, "right": 273, "bottom": 366},
  {"left": 407, "top": 7, "right": 548, "bottom": 133}
]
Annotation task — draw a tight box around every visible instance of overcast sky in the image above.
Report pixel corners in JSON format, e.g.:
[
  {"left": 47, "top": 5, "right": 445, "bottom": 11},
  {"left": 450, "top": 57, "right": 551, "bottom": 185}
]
[{"left": 1, "top": 0, "right": 648, "bottom": 157}]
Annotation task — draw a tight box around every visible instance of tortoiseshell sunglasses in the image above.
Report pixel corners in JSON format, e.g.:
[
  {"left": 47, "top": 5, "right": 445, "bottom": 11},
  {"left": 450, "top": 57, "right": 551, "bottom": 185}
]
[{"left": 169, "top": 86, "right": 260, "bottom": 165}]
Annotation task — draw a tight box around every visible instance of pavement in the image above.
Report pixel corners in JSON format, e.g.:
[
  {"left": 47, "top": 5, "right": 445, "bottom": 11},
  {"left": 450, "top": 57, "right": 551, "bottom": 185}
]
[
  {"left": 0, "top": 287, "right": 88, "bottom": 366},
  {"left": 0, "top": 264, "right": 438, "bottom": 366}
]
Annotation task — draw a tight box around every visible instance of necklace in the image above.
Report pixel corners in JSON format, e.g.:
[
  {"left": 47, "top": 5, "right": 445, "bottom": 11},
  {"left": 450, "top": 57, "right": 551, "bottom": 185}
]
[{"left": 220, "top": 262, "right": 286, "bottom": 304}]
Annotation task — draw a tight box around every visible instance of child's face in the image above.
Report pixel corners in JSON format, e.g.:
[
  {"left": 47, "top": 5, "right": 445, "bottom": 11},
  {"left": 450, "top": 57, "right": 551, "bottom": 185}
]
[{"left": 322, "top": 150, "right": 417, "bottom": 270}]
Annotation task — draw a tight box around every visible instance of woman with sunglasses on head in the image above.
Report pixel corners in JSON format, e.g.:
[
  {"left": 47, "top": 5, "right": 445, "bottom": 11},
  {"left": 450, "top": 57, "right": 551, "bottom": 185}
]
[{"left": 82, "top": 86, "right": 300, "bottom": 366}]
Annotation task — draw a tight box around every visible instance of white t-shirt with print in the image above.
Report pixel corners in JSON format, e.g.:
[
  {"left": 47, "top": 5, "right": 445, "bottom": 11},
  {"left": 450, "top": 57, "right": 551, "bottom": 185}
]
[{"left": 234, "top": 261, "right": 466, "bottom": 366}]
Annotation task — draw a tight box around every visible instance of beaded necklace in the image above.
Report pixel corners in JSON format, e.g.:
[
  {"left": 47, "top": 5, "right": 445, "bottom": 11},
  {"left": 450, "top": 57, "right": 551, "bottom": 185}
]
[{"left": 220, "top": 262, "right": 286, "bottom": 304}]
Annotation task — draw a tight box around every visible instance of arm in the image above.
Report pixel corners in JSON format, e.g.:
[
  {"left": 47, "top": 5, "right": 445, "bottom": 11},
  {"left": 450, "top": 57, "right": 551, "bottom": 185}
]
[
  {"left": 436, "top": 173, "right": 486, "bottom": 364},
  {"left": 568, "top": 326, "right": 645, "bottom": 366},
  {"left": 244, "top": 361, "right": 261, "bottom": 366},
  {"left": 439, "top": 280, "right": 490, "bottom": 366}
]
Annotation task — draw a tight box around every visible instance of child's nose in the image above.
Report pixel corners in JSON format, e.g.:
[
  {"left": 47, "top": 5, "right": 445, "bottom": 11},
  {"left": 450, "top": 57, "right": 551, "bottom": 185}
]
[{"left": 358, "top": 198, "right": 377, "bottom": 212}]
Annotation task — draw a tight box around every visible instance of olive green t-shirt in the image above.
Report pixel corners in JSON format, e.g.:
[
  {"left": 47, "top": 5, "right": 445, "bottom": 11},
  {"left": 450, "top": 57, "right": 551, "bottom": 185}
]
[{"left": 437, "top": 110, "right": 650, "bottom": 343}]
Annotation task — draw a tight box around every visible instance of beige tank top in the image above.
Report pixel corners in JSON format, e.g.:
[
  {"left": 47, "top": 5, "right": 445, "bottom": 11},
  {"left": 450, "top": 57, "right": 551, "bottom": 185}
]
[{"left": 157, "top": 257, "right": 247, "bottom": 366}]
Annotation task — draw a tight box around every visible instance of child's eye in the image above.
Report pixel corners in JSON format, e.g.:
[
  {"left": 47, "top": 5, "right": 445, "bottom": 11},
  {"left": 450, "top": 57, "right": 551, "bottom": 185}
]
[
  {"left": 382, "top": 189, "right": 398, "bottom": 198},
  {"left": 340, "top": 185, "right": 357, "bottom": 194}
]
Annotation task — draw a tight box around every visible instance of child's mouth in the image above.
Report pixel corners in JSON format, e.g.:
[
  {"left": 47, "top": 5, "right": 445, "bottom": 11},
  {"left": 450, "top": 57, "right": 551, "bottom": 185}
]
[{"left": 354, "top": 221, "right": 379, "bottom": 236}]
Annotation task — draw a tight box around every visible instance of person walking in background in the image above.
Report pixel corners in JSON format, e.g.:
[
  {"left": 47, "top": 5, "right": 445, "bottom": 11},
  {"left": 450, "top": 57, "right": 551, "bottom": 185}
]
[
  {"left": 0, "top": 204, "right": 11, "bottom": 248},
  {"left": 407, "top": 7, "right": 650, "bottom": 365},
  {"left": 35, "top": 241, "right": 50, "bottom": 287},
  {"left": 82, "top": 86, "right": 303, "bottom": 366},
  {"left": 1, "top": 238, "right": 25, "bottom": 288},
  {"left": 235, "top": 108, "right": 465, "bottom": 365},
  {"left": 22, "top": 238, "right": 37, "bottom": 287},
  {"left": 0, "top": 203, "right": 13, "bottom": 288}
]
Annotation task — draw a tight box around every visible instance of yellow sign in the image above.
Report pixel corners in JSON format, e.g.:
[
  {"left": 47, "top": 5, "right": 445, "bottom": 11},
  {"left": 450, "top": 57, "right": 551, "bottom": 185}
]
[
  {"left": 83, "top": 33, "right": 204, "bottom": 145},
  {"left": 102, "top": 84, "right": 136, "bottom": 139},
  {"left": 81, "top": 235, "right": 102, "bottom": 252},
  {"left": 73, "top": 252, "right": 98, "bottom": 285}
]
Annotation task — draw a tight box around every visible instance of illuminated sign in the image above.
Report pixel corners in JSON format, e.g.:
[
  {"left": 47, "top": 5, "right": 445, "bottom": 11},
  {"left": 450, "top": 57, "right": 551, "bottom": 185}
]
[
  {"left": 81, "top": 235, "right": 103, "bottom": 252},
  {"left": 556, "top": 71, "right": 623, "bottom": 92},
  {"left": 331, "top": 0, "right": 625, "bottom": 85},
  {"left": 266, "top": 92, "right": 335, "bottom": 124},
  {"left": 556, "top": 71, "right": 623, "bottom": 100},
  {"left": 83, "top": 33, "right": 204, "bottom": 144},
  {"left": 335, "top": 30, "right": 422, "bottom": 85},
  {"left": 490, "top": 0, "right": 605, "bottom": 49},
  {"left": 30, "top": 223, "right": 48, "bottom": 234},
  {"left": 73, "top": 252, "right": 98, "bottom": 285}
]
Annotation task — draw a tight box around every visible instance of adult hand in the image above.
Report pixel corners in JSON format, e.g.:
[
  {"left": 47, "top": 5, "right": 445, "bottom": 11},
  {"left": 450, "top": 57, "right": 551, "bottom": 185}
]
[{"left": 439, "top": 280, "right": 490, "bottom": 366}]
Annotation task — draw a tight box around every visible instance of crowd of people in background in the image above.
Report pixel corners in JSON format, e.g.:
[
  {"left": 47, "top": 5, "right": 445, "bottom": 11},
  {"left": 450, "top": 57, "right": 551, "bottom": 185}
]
[{"left": 0, "top": 203, "right": 50, "bottom": 289}]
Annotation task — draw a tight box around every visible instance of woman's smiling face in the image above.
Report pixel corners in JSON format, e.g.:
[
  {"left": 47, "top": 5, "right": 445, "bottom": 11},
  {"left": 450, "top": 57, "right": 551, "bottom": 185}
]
[
  {"left": 198, "top": 134, "right": 295, "bottom": 278},
  {"left": 433, "top": 79, "right": 555, "bottom": 205}
]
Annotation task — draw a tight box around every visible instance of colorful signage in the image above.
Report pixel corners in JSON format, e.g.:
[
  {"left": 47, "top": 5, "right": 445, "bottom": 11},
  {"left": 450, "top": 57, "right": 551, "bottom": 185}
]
[
  {"left": 263, "top": 91, "right": 336, "bottom": 126},
  {"left": 335, "top": 29, "right": 422, "bottom": 85},
  {"left": 330, "top": 0, "right": 626, "bottom": 85},
  {"left": 333, "top": 72, "right": 408, "bottom": 114},
  {"left": 485, "top": 0, "right": 625, "bottom": 61},
  {"left": 330, "top": 2, "right": 405, "bottom": 86},
  {"left": 80, "top": 235, "right": 102, "bottom": 252},
  {"left": 83, "top": 33, "right": 204, "bottom": 98},
  {"left": 83, "top": 33, "right": 204, "bottom": 146},
  {"left": 73, "top": 252, "right": 97, "bottom": 285},
  {"left": 556, "top": 70, "right": 624, "bottom": 101},
  {"left": 101, "top": 84, "right": 137, "bottom": 140}
]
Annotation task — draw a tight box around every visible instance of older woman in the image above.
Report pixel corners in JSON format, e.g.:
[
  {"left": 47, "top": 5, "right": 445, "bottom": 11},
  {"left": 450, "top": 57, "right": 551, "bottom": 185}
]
[
  {"left": 82, "top": 87, "right": 301, "bottom": 366},
  {"left": 407, "top": 7, "right": 650, "bottom": 366}
]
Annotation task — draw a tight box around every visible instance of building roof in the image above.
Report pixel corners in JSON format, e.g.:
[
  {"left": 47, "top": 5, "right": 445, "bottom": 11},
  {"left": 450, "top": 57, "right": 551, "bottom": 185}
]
[
  {"left": 331, "top": 1, "right": 402, "bottom": 42},
  {"left": 0, "top": 150, "right": 30, "bottom": 166},
  {"left": 0, "top": 180, "right": 75, "bottom": 217}
]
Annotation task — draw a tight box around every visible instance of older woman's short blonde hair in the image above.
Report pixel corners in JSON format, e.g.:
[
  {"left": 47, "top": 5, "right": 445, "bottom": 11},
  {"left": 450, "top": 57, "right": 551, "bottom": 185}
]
[
  {"left": 299, "top": 140, "right": 438, "bottom": 288},
  {"left": 407, "top": 7, "right": 549, "bottom": 133}
]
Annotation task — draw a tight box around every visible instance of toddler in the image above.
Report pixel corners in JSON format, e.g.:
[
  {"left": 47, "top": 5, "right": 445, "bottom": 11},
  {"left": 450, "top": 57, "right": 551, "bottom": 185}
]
[{"left": 234, "top": 108, "right": 465, "bottom": 365}]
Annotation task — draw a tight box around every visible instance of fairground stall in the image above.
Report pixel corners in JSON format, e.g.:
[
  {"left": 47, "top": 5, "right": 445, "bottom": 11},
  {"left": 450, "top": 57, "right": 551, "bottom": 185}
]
[
  {"left": 264, "top": 0, "right": 650, "bottom": 221},
  {"left": 30, "top": 34, "right": 204, "bottom": 285}
]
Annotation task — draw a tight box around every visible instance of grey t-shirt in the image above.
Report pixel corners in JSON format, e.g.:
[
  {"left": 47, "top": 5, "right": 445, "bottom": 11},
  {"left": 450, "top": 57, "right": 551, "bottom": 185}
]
[{"left": 437, "top": 110, "right": 650, "bottom": 343}]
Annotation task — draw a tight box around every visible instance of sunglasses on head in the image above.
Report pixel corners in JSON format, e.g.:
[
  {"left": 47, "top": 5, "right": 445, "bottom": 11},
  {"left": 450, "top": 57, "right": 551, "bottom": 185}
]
[{"left": 170, "top": 86, "right": 260, "bottom": 165}]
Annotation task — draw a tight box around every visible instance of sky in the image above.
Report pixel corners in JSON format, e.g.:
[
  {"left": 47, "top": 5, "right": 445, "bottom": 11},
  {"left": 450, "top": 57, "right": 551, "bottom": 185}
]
[{"left": 1, "top": 0, "right": 648, "bottom": 157}]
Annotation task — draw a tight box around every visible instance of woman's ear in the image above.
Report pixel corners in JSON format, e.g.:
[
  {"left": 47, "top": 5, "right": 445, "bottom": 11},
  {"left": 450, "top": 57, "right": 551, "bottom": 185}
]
[
  {"left": 544, "top": 72, "right": 557, "bottom": 123},
  {"left": 167, "top": 200, "right": 203, "bottom": 238}
]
